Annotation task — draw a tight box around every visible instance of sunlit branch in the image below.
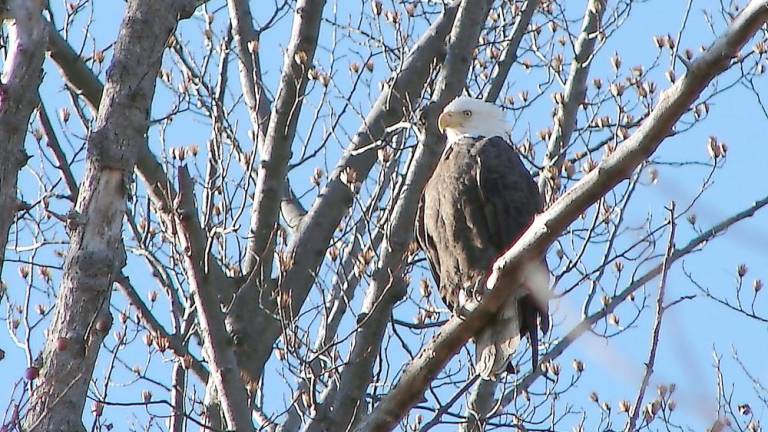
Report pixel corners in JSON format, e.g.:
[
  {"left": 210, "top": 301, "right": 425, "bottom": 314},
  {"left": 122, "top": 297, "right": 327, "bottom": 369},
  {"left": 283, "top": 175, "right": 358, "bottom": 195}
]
[{"left": 359, "top": 2, "right": 768, "bottom": 427}]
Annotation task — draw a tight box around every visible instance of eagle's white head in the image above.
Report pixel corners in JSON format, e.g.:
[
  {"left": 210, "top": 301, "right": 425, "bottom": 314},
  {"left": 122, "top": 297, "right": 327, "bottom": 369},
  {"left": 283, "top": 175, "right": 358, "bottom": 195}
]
[{"left": 438, "top": 97, "right": 509, "bottom": 143}]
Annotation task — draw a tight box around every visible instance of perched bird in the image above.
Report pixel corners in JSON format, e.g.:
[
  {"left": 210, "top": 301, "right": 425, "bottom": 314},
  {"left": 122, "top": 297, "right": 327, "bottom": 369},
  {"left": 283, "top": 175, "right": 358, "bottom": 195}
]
[{"left": 416, "top": 96, "right": 550, "bottom": 378}]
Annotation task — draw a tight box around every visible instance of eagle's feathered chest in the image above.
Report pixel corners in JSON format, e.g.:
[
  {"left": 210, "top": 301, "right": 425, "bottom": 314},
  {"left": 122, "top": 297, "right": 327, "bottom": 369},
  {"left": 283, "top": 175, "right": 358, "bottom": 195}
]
[
  {"left": 418, "top": 136, "right": 541, "bottom": 310},
  {"left": 423, "top": 142, "right": 495, "bottom": 293}
]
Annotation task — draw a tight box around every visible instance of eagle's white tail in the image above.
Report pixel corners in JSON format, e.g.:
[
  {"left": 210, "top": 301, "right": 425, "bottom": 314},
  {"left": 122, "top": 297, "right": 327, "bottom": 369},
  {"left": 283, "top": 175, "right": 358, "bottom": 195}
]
[{"left": 475, "top": 294, "right": 521, "bottom": 379}]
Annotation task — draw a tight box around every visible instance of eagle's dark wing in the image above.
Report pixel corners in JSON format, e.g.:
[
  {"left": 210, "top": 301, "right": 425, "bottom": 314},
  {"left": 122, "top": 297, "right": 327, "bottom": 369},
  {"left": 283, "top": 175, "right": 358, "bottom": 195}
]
[
  {"left": 474, "top": 136, "right": 541, "bottom": 250},
  {"left": 474, "top": 136, "right": 550, "bottom": 369},
  {"left": 418, "top": 135, "right": 550, "bottom": 376},
  {"left": 416, "top": 195, "right": 441, "bottom": 291}
]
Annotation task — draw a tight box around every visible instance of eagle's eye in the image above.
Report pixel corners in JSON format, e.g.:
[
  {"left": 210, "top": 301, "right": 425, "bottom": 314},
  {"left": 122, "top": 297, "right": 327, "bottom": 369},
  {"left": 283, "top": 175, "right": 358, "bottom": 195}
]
[{"left": 462, "top": 110, "right": 472, "bottom": 117}]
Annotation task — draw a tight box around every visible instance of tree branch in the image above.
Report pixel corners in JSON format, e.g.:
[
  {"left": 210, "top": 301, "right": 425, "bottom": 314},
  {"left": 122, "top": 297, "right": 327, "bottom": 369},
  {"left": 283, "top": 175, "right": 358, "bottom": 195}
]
[
  {"left": 37, "top": 97, "right": 79, "bottom": 200},
  {"left": 114, "top": 275, "right": 209, "bottom": 383},
  {"left": 46, "top": 21, "right": 103, "bottom": 111},
  {"left": 462, "top": 378, "right": 498, "bottom": 432},
  {"left": 281, "top": 145, "right": 399, "bottom": 430},
  {"left": 0, "top": 0, "right": 47, "bottom": 280},
  {"left": 23, "top": 1, "right": 195, "bottom": 430},
  {"left": 176, "top": 165, "right": 254, "bottom": 432},
  {"left": 46, "top": 5, "right": 238, "bottom": 306},
  {"left": 226, "top": 0, "right": 271, "bottom": 146},
  {"left": 307, "top": 1, "right": 495, "bottom": 430},
  {"left": 484, "top": 0, "right": 540, "bottom": 103},
  {"left": 497, "top": 194, "right": 768, "bottom": 410},
  {"left": 224, "top": 0, "right": 463, "bottom": 388},
  {"left": 538, "top": 0, "right": 606, "bottom": 203},
  {"left": 357, "top": 2, "right": 768, "bottom": 428},
  {"left": 226, "top": 0, "right": 306, "bottom": 232},
  {"left": 241, "top": 0, "right": 327, "bottom": 276},
  {"left": 625, "top": 203, "right": 676, "bottom": 431}
]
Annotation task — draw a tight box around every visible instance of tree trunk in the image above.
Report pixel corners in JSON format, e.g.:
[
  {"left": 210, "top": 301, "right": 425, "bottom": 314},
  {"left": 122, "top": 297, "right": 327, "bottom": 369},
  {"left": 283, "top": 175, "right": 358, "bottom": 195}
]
[
  {"left": 0, "top": 0, "right": 47, "bottom": 282},
  {"left": 23, "top": 1, "right": 194, "bottom": 430}
]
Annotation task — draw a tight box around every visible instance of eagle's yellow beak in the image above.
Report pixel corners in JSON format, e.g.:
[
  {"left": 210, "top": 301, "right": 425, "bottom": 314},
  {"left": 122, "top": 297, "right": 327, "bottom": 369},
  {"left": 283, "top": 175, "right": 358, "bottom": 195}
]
[{"left": 438, "top": 111, "right": 461, "bottom": 134}]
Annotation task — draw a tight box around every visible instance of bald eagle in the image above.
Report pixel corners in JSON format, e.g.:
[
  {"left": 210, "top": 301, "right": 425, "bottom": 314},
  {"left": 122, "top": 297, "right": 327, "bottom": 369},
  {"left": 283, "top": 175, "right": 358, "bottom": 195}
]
[{"left": 416, "top": 97, "right": 550, "bottom": 378}]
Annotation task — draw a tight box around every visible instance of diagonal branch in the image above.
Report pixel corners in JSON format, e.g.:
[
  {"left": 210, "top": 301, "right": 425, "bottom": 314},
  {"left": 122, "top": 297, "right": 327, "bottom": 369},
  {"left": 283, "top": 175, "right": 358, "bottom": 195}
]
[
  {"left": 114, "top": 275, "right": 209, "bottom": 383},
  {"left": 241, "top": 0, "right": 327, "bottom": 277},
  {"left": 484, "top": 0, "right": 540, "bottom": 103},
  {"left": 357, "top": 2, "right": 768, "bottom": 428},
  {"left": 176, "top": 165, "right": 253, "bottom": 432},
  {"left": 538, "top": 0, "right": 606, "bottom": 203},
  {"left": 37, "top": 97, "right": 79, "bottom": 200},
  {"left": 305, "top": 1, "right": 495, "bottom": 431},
  {"left": 225, "top": 0, "right": 463, "bottom": 388},
  {"left": 281, "top": 141, "right": 401, "bottom": 431},
  {"left": 46, "top": 21, "right": 103, "bottom": 111},
  {"left": 625, "top": 203, "right": 676, "bottom": 431},
  {"left": 497, "top": 194, "right": 768, "bottom": 410}
]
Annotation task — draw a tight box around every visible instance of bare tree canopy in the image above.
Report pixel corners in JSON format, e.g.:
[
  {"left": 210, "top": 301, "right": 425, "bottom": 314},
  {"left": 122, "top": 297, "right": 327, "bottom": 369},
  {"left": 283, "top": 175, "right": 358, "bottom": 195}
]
[{"left": 1, "top": 1, "right": 767, "bottom": 431}]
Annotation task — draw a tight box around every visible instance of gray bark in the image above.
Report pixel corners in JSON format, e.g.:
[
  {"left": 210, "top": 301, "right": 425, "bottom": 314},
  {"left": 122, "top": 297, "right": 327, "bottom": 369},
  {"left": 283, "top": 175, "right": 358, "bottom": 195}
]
[
  {"left": 304, "top": 1, "right": 494, "bottom": 431},
  {"left": 177, "top": 166, "right": 254, "bottom": 432},
  {"left": 538, "top": 0, "right": 606, "bottom": 203},
  {"left": 46, "top": 4, "right": 222, "bottom": 387},
  {"left": 226, "top": 0, "right": 271, "bottom": 147},
  {"left": 226, "top": 0, "right": 307, "bottom": 234},
  {"left": 224, "top": 0, "right": 328, "bottom": 393},
  {"left": 224, "top": 0, "right": 463, "bottom": 390},
  {"left": 241, "top": 0, "right": 326, "bottom": 277},
  {"left": 22, "top": 1, "right": 196, "bottom": 430},
  {"left": 0, "top": 0, "right": 46, "bottom": 282}
]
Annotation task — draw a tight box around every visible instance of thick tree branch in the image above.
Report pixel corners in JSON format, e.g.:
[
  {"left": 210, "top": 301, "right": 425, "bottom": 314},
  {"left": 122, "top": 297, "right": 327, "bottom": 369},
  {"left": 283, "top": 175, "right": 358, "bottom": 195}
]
[
  {"left": 484, "top": 0, "right": 540, "bottom": 103},
  {"left": 225, "top": 0, "right": 463, "bottom": 388},
  {"left": 357, "top": 2, "right": 768, "bottom": 428},
  {"left": 242, "top": 0, "right": 327, "bottom": 276},
  {"left": 23, "top": 1, "right": 195, "bottom": 430},
  {"left": 0, "top": 0, "right": 47, "bottom": 280},
  {"left": 306, "top": 1, "right": 495, "bottom": 431},
  {"left": 538, "top": 0, "right": 606, "bottom": 203},
  {"left": 170, "top": 360, "right": 187, "bottom": 432},
  {"left": 226, "top": 0, "right": 271, "bottom": 146},
  {"left": 176, "top": 165, "right": 253, "bottom": 432},
  {"left": 47, "top": 12, "right": 237, "bottom": 322},
  {"left": 226, "top": 0, "right": 306, "bottom": 231}
]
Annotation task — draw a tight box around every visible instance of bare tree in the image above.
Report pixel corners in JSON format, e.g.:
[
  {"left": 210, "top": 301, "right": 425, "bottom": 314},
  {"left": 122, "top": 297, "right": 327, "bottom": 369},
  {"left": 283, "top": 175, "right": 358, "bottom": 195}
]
[{"left": 1, "top": 0, "right": 768, "bottom": 431}]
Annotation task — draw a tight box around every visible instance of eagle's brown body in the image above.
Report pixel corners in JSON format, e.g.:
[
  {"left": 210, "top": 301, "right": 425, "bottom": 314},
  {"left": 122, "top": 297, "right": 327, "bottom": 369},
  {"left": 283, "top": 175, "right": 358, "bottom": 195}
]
[{"left": 416, "top": 135, "right": 549, "bottom": 377}]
